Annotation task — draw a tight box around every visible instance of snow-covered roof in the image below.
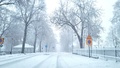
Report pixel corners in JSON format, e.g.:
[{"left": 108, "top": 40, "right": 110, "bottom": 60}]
[{"left": 14, "top": 44, "right": 33, "bottom": 48}]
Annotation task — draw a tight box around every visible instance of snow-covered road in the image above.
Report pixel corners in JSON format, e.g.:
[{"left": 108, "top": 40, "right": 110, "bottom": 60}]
[{"left": 0, "top": 52, "right": 119, "bottom": 68}]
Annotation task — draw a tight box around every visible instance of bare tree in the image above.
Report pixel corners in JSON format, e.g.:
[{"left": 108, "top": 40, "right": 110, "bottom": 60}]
[
  {"left": 0, "top": 0, "right": 14, "bottom": 6},
  {"left": 111, "top": 0, "right": 120, "bottom": 59},
  {"left": 0, "top": 7, "right": 14, "bottom": 38},
  {"left": 15, "top": 0, "right": 38, "bottom": 53},
  {"left": 0, "top": 0, "right": 16, "bottom": 37},
  {"left": 60, "top": 27, "right": 73, "bottom": 52},
  {"left": 32, "top": 15, "right": 44, "bottom": 53},
  {"left": 51, "top": 0, "right": 102, "bottom": 48},
  {"left": 30, "top": 9, "right": 55, "bottom": 52},
  {"left": 112, "top": 0, "right": 120, "bottom": 43}
]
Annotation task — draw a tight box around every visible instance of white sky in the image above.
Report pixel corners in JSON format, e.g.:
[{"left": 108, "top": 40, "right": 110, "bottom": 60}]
[
  {"left": 45, "top": 0, "right": 117, "bottom": 46},
  {"left": 45, "top": 0, "right": 61, "bottom": 51},
  {"left": 45, "top": 0, "right": 59, "bottom": 15},
  {"left": 96, "top": 0, "right": 117, "bottom": 41}
]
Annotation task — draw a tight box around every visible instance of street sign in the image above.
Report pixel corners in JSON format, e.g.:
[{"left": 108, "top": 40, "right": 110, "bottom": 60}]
[
  {"left": 86, "top": 35, "right": 92, "bottom": 46},
  {"left": 0, "top": 38, "right": 4, "bottom": 44}
]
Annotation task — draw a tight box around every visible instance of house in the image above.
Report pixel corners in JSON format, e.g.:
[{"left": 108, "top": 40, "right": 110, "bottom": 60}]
[{"left": 13, "top": 44, "right": 34, "bottom": 53}]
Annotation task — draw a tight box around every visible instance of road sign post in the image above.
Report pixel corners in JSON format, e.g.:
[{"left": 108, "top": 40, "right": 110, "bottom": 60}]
[
  {"left": 0, "top": 38, "right": 4, "bottom": 45},
  {"left": 89, "top": 46, "right": 90, "bottom": 57},
  {"left": 86, "top": 35, "right": 92, "bottom": 58},
  {"left": 45, "top": 45, "right": 47, "bottom": 52},
  {"left": 0, "top": 38, "right": 4, "bottom": 53}
]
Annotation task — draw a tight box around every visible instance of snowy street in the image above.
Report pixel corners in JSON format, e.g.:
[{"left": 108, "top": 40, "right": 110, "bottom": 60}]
[
  {"left": 0, "top": 0, "right": 120, "bottom": 68},
  {"left": 0, "top": 53, "right": 119, "bottom": 68}
]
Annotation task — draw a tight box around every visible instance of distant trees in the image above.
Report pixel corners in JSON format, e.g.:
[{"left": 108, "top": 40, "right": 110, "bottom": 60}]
[
  {"left": 15, "top": 0, "right": 47, "bottom": 53},
  {"left": 0, "top": 8, "right": 12, "bottom": 37},
  {"left": 51, "top": 0, "right": 102, "bottom": 49},
  {"left": 111, "top": 0, "right": 120, "bottom": 47},
  {"left": 60, "top": 27, "right": 73, "bottom": 52},
  {"left": 3, "top": 16, "right": 24, "bottom": 52},
  {"left": 0, "top": 0, "right": 14, "bottom": 6},
  {"left": 29, "top": 0, "right": 46, "bottom": 53},
  {"left": 0, "top": 0, "right": 16, "bottom": 52},
  {"left": 106, "top": 0, "right": 120, "bottom": 61},
  {"left": 25, "top": 0, "right": 56, "bottom": 52},
  {"left": 0, "top": 0, "right": 56, "bottom": 53},
  {"left": 0, "top": 0, "right": 103, "bottom": 53},
  {"left": 112, "top": 0, "right": 120, "bottom": 38},
  {"left": 0, "top": 0, "right": 14, "bottom": 37},
  {"left": 41, "top": 25, "right": 56, "bottom": 52}
]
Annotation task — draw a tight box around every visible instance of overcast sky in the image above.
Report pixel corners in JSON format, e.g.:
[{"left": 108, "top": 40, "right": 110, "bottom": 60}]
[
  {"left": 96, "top": 0, "right": 117, "bottom": 42},
  {"left": 45, "top": 0, "right": 117, "bottom": 44}
]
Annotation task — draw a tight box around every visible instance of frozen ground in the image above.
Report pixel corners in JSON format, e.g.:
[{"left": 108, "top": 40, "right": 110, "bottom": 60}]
[{"left": 0, "top": 52, "right": 119, "bottom": 68}]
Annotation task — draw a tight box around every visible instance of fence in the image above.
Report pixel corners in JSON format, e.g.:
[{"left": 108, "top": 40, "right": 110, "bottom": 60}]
[{"left": 73, "top": 47, "right": 120, "bottom": 62}]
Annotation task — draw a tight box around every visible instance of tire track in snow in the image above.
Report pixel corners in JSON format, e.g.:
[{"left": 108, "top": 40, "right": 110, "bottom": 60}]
[
  {"left": 0, "top": 54, "right": 28, "bottom": 62},
  {"left": 33, "top": 54, "right": 55, "bottom": 68},
  {"left": 56, "top": 54, "right": 70, "bottom": 68},
  {"left": 0, "top": 53, "right": 40, "bottom": 66}
]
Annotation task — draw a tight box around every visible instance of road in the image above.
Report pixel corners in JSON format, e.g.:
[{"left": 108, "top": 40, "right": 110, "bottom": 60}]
[{"left": 0, "top": 52, "right": 119, "bottom": 68}]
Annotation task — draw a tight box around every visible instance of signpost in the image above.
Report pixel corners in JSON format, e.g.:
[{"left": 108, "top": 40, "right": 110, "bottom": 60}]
[
  {"left": 86, "top": 35, "right": 92, "bottom": 57},
  {"left": 0, "top": 38, "right": 4, "bottom": 45},
  {"left": 0, "top": 38, "right": 4, "bottom": 53},
  {"left": 45, "top": 45, "right": 47, "bottom": 52}
]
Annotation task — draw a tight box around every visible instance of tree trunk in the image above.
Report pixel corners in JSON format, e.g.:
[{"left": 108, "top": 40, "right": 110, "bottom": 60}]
[
  {"left": 39, "top": 40, "right": 42, "bottom": 52},
  {"left": 77, "top": 31, "right": 83, "bottom": 48},
  {"left": 33, "top": 33, "right": 37, "bottom": 53},
  {"left": 21, "top": 24, "right": 28, "bottom": 53},
  {"left": 80, "top": 22, "right": 84, "bottom": 48},
  {"left": 70, "top": 24, "right": 83, "bottom": 48}
]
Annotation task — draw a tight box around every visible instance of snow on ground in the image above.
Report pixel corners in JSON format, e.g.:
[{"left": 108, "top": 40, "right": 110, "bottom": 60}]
[
  {"left": 57, "top": 53, "right": 120, "bottom": 68},
  {"left": 0, "top": 52, "right": 119, "bottom": 68},
  {"left": 14, "top": 44, "right": 33, "bottom": 48}
]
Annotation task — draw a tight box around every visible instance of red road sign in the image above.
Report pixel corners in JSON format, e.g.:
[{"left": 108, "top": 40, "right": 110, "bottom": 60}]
[{"left": 86, "top": 35, "right": 92, "bottom": 46}]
